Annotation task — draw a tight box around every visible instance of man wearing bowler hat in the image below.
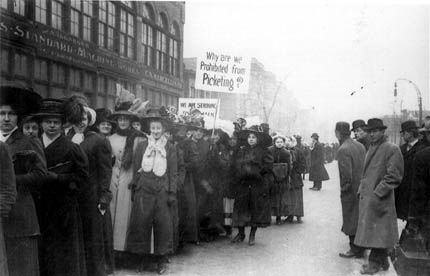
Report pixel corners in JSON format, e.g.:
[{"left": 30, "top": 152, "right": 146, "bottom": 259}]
[
  {"left": 354, "top": 118, "right": 403, "bottom": 274},
  {"left": 395, "top": 120, "right": 426, "bottom": 221},
  {"left": 309, "top": 133, "right": 329, "bottom": 191},
  {"left": 351, "top": 119, "right": 370, "bottom": 150},
  {"left": 335, "top": 122, "right": 366, "bottom": 259}
]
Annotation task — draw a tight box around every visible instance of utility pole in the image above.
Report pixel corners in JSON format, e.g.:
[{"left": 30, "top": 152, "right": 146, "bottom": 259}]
[{"left": 394, "top": 78, "right": 423, "bottom": 126}]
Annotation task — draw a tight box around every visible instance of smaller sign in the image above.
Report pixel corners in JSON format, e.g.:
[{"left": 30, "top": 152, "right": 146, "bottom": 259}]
[
  {"left": 195, "top": 51, "right": 251, "bottom": 94},
  {"left": 178, "top": 98, "right": 219, "bottom": 119}
]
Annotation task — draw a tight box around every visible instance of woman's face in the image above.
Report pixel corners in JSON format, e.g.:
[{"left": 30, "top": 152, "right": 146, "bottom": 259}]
[
  {"left": 98, "top": 122, "right": 112, "bottom": 135},
  {"left": 117, "top": 116, "right": 131, "bottom": 130},
  {"left": 211, "top": 133, "right": 220, "bottom": 144},
  {"left": 74, "top": 112, "right": 88, "bottom": 133},
  {"left": 22, "top": 121, "right": 39, "bottom": 138},
  {"left": 229, "top": 136, "right": 237, "bottom": 147},
  {"left": 150, "top": 121, "right": 164, "bottom": 140},
  {"left": 186, "top": 130, "right": 193, "bottom": 138},
  {"left": 248, "top": 133, "right": 258, "bottom": 146},
  {"left": 132, "top": 121, "right": 141, "bottom": 131},
  {"left": 275, "top": 138, "right": 285, "bottom": 148}
]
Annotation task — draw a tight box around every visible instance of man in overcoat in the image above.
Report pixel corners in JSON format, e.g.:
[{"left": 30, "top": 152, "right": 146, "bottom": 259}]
[
  {"left": 0, "top": 141, "right": 16, "bottom": 276},
  {"left": 309, "top": 133, "right": 329, "bottom": 191},
  {"left": 354, "top": 118, "right": 404, "bottom": 274},
  {"left": 335, "top": 122, "right": 366, "bottom": 259},
  {"left": 0, "top": 83, "right": 47, "bottom": 276},
  {"left": 395, "top": 120, "right": 426, "bottom": 221},
  {"left": 407, "top": 122, "right": 430, "bottom": 254},
  {"left": 352, "top": 119, "right": 371, "bottom": 151}
]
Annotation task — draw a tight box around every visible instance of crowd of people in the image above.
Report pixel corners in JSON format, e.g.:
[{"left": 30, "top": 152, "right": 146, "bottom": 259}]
[
  {"left": 335, "top": 117, "right": 430, "bottom": 275},
  {"left": 0, "top": 83, "right": 311, "bottom": 276}
]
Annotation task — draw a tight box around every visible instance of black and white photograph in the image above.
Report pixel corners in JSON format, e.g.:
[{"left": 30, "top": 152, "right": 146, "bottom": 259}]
[{"left": 0, "top": 0, "right": 429, "bottom": 275}]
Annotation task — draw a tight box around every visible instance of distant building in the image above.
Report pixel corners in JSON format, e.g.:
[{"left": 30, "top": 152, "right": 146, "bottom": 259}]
[
  {"left": 0, "top": 0, "right": 185, "bottom": 108},
  {"left": 183, "top": 57, "right": 300, "bottom": 134}
]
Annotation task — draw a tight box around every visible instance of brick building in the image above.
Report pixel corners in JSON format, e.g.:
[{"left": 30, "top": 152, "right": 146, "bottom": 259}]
[{"left": 0, "top": 0, "right": 185, "bottom": 108}]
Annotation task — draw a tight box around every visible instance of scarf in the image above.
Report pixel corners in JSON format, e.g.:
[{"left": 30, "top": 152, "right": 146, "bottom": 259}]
[
  {"left": 141, "top": 134, "right": 167, "bottom": 177},
  {"left": 116, "top": 128, "right": 145, "bottom": 170}
]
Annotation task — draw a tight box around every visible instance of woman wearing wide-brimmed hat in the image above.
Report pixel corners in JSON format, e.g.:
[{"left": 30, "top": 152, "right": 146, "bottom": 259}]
[
  {"left": 67, "top": 103, "right": 113, "bottom": 276},
  {"left": 0, "top": 83, "right": 47, "bottom": 276},
  {"left": 107, "top": 91, "right": 146, "bottom": 254},
  {"left": 268, "top": 134, "right": 292, "bottom": 225},
  {"left": 126, "top": 108, "right": 177, "bottom": 274},
  {"left": 231, "top": 125, "right": 273, "bottom": 245},
  {"left": 33, "top": 98, "right": 88, "bottom": 276}
]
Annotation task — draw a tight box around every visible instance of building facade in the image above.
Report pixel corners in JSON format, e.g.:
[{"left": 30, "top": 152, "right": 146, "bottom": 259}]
[{"left": 0, "top": 0, "right": 185, "bottom": 109}]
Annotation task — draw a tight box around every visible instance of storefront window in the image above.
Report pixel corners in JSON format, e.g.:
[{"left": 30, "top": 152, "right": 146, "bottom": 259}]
[
  {"left": 34, "top": 59, "right": 48, "bottom": 81},
  {"left": 51, "top": 62, "right": 65, "bottom": 84},
  {"left": 14, "top": 53, "right": 28, "bottom": 78},
  {"left": 69, "top": 68, "right": 81, "bottom": 88}
]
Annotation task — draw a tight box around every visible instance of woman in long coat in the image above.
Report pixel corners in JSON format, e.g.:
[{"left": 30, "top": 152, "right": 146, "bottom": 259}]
[
  {"left": 0, "top": 141, "right": 16, "bottom": 276},
  {"left": 309, "top": 133, "right": 329, "bottom": 190},
  {"left": 269, "top": 135, "right": 291, "bottom": 225},
  {"left": 287, "top": 136, "right": 306, "bottom": 223},
  {"left": 126, "top": 109, "right": 177, "bottom": 274},
  {"left": 108, "top": 103, "right": 146, "bottom": 253},
  {"left": 35, "top": 98, "right": 88, "bottom": 276},
  {"left": 1, "top": 84, "right": 47, "bottom": 276},
  {"left": 69, "top": 107, "right": 113, "bottom": 276},
  {"left": 231, "top": 126, "right": 273, "bottom": 245}
]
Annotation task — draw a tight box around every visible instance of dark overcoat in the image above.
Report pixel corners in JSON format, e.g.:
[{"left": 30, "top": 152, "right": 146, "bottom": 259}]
[
  {"left": 126, "top": 139, "right": 177, "bottom": 255},
  {"left": 291, "top": 146, "right": 306, "bottom": 188},
  {"left": 0, "top": 141, "right": 16, "bottom": 218},
  {"left": 269, "top": 146, "right": 291, "bottom": 217},
  {"left": 0, "top": 141, "right": 16, "bottom": 276},
  {"left": 309, "top": 142, "right": 329, "bottom": 182},
  {"left": 3, "top": 130, "right": 46, "bottom": 276},
  {"left": 177, "top": 138, "right": 199, "bottom": 242},
  {"left": 395, "top": 140, "right": 426, "bottom": 220},
  {"left": 232, "top": 144, "right": 273, "bottom": 227},
  {"left": 336, "top": 138, "right": 366, "bottom": 236},
  {"left": 354, "top": 136, "right": 404, "bottom": 249},
  {"left": 77, "top": 131, "right": 112, "bottom": 276},
  {"left": 409, "top": 147, "right": 430, "bottom": 225},
  {"left": 39, "top": 135, "right": 89, "bottom": 276}
]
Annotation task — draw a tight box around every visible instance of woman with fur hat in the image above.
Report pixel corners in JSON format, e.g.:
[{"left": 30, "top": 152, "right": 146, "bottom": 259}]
[
  {"left": 269, "top": 134, "right": 292, "bottom": 225},
  {"left": 0, "top": 83, "right": 47, "bottom": 276},
  {"left": 231, "top": 125, "right": 273, "bottom": 245},
  {"left": 107, "top": 91, "right": 146, "bottom": 256},
  {"left": 68, "top": 105, "right": 113, "bottom": 276},
  {"left": 126, "top": 108, "right": 177, "bottom": 274}
]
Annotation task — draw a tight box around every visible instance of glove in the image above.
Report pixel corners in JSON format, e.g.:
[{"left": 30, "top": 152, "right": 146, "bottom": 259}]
[
  {"left": 167, "top": 192, "right": 176, "bottom": 206},
  {"left": 341, "top": 183, "right": 351, "bottom": 193},
  {"left": 98, "top": 202, "right": 108, "bottom": 211}
]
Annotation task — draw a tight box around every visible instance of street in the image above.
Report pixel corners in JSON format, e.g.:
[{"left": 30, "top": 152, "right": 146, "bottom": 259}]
[{"left": 117, "top": 162, "right": 399, "bottom": 276}]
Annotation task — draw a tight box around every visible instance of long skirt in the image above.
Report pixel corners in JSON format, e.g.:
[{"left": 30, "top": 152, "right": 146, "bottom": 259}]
[
  {"left": 5, "top": 236, "right": 39, "bottom": 276},
  {"left": 110, "top": 166, "right": 133, "bottom": 251},
  {"left": 284, "top": 187, "right": 304, "bottom": 217},
  {"left": 170, "top": 200, "right": 179, "bottom": 252},
  {"left": 0, "top": 220, "right": 8, "bottom": 276},
  {"left": 270, "top": 180, "right": 289, "bottom": 217},
  {"left": 126, "top": 189, "right": 172, "bottom": 255},
  {"left": 102, "top": 209, "right": 115, "bottom": 273},
  {"left": 178, "top": 173, "right": 198, "bottom": 243}
]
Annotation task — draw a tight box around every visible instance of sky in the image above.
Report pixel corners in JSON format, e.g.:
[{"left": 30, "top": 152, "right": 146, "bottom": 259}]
[{"left": 183, "top": 0, "right": 429, "bottom": 140}]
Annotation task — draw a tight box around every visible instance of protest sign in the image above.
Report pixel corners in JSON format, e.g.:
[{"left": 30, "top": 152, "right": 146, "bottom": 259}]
[
  {"left": 195, "top": 50, "right": 251, "bottom": 94},
  {"left": 178, "top": 98, "right": 220, "bottom": 118}
]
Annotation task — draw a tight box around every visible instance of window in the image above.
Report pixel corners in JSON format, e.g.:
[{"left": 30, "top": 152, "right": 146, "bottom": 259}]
[
  {"left": 51, "top": 62, "right": 65, "bottom": 84},
  {"left": 70, "top": 8, "right": 80, "bottom": 37},
  {"left": 70, "top": 68, "right": 81, "bottom": 88},
  {"left": 169, "top": 38, "right": 179, "bottom": 76},
  {"left": 156, "top": 31, "right": 167, "bottom": 72},
  {"left": 107, "top": 2, "right": 116, "bottom": 50},
  {"left": 83, "top": 72, "right": 93, "bottom": 90},
  {"left": 98, "top": 1, "right": 107, "bottom": 47},
  {"left": 35, "top": 0, "right": 47, "bottom": 24},
  {"left": 51, "top": 0, "right": 64, "bottom": 30},
  {"left": 98, "top": 75, "right": 106, "bottom": 94},
  {"left": 107, "top": 78, "right": 116, "bottom": 95},
  {"left": 13, "top": 0, "right": 25, "bottom": 16},
  {"left": 119, "top": 9, "right": 135, "bottom": 58},
  {"left": 1, "top": 49, "right": 9, "bottom": 72},
  {"left": 82, "top": 1, "right": 92, "bottom": 41},
  {"left": 14, "top": 53, "right": 28, "bottom": 77},
  {"left": 34, "top": 59, "right": 48, "bottom": 81},
  {"left": 142, "top": 23, "right": 154, "bottom": 66}
]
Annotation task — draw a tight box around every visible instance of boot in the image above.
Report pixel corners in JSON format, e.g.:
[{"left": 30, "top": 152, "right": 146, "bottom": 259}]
[
  {"left": 249, "top": 227, "right": 257, "bottom": 246},
  {"left": 284, "top": 216, "right": 294, "bottom": 223},
  {"left": 360, "top": 262, "right": 382, "bottom": 275},
  {"left": 276, "top": 216, "right": 282, "bottom": 225},
  {"left": 157, "top": 256, "right": 168, "bottom": 275},
  {"left": 296, "top": 216, "right": 303, "bottom": 223},
  {"left": 231, "top": 227, "right": 245, "bottom": 243}
]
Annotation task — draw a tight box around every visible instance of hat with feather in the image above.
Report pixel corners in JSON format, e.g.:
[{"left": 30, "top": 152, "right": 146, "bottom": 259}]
[{"left": 109, "top": 88, "right": 149, "bottom": 122}]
